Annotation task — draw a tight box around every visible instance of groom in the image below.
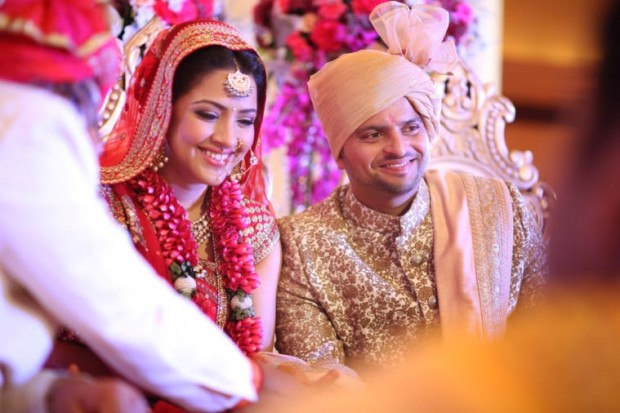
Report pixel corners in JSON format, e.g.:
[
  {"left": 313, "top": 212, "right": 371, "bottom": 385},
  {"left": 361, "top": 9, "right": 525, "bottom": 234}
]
[{"left": 276, "top": 1, "right": 546, "bottom": 372}]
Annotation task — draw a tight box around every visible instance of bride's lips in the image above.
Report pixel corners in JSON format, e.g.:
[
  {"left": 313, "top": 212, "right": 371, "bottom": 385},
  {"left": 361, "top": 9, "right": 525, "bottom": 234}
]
[{"left": 198, "top": 146, "right": 235, "bottom": 167}]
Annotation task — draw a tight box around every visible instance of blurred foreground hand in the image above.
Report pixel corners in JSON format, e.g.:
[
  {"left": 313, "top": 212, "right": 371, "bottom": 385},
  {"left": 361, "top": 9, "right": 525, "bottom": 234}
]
[{"left": 47, "top": 375, "right": 149, "bottom": 413}]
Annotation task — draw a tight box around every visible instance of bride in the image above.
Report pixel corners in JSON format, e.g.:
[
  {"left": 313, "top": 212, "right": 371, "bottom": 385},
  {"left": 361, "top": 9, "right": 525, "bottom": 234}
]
[{"left": 97, "top": 18, "right": 279, "bottom": 356}]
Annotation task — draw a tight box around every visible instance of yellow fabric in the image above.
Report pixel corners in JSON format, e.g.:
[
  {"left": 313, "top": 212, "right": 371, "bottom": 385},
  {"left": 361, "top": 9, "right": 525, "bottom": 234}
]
[{"left": 268, "top": 287, "right": 620, "bottom": 413}]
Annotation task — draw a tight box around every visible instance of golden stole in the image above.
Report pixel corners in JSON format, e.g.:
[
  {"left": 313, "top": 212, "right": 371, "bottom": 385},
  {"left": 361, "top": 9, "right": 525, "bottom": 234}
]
[{"left": 426, "top": 170, "right": 513, "bottom": 339}]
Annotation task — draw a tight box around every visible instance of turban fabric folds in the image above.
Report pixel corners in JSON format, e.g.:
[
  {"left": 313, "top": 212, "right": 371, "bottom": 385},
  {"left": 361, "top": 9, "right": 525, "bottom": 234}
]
[{"left": 0, "top": 0, "right": 121, "bottom": 100}]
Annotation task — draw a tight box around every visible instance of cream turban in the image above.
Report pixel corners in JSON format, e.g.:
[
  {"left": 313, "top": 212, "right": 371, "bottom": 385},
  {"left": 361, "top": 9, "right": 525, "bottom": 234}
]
[{"left": 308, "top": 2, "right": 458, "bottom": 159}]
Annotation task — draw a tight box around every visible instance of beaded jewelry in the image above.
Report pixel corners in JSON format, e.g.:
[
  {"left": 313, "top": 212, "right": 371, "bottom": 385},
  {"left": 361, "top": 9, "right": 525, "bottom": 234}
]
[
  {"left": 150, "top": 146, "right": 169, "bottom": 172},
  {"left": 224, "top": 69, "right": 254, "bottom": 97},
  {"left": 191, "top": 213, "right": 210, "bottom": 246}
]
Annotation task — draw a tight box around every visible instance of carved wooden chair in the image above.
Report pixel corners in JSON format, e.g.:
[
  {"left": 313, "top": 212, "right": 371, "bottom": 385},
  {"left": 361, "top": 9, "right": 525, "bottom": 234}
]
[
  {"left": 429, "top": 58, "right": 556, "bottom": 240},
  {"left": 98, "top": 17, "right": 166, "bottom": 139}
]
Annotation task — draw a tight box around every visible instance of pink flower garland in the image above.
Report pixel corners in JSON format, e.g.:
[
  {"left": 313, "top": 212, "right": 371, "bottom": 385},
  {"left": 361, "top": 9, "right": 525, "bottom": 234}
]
[
  {"left": 127, "top": 169, "right": 262, "bottom": 356},
  {"left": 428, "top": 0, "right": 475, "bottom": 45},
  {"left": 130, "top": 169, "right": 198, "bottom": 268},
  {"left": 210, "top": 179, "right": 263, "bottom": 355}
]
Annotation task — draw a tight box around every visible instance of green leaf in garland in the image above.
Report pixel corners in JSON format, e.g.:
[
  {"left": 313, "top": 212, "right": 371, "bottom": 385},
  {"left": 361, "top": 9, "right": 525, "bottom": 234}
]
[
  {"left": 178, "top": 289, "right": 194, "bottom": 299},
  {"left": 169, "top": 261, "right": 182, "bottom": 281},
  {"left": 231, "top": 307, "right": 256, "bottom": 321}
]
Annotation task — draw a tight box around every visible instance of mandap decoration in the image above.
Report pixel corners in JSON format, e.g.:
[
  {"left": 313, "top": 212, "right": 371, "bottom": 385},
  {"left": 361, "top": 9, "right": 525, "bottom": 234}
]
[
  {"left": 254, "top": 0, "right": 476, "bottom": 214},
  {"left": 106, "top": 0, "right": 219, "bottom": 42}
]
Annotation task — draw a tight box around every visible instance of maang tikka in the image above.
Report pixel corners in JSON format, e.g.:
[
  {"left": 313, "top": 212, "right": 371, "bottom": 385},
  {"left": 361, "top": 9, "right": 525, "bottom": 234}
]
[{"left": 224, "top": 66, "right": 253, "bottom": 97}]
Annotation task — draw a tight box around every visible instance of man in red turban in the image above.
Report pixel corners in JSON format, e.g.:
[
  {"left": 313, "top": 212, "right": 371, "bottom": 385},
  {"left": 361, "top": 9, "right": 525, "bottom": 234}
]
[{"left": 0, "top": 1, "right": 267, "bottom": 411}]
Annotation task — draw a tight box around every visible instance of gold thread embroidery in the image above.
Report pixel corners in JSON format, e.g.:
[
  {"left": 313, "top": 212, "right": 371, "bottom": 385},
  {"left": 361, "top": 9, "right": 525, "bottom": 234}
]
[
  {"left": 462, "top": 174, "right": 512, "bottom": 338},
  {"left": 0, "top": 13, "right": 113, "bottom": 56},
  {"left": 119, "top": 194, "right": 148, "bottom": 251}
]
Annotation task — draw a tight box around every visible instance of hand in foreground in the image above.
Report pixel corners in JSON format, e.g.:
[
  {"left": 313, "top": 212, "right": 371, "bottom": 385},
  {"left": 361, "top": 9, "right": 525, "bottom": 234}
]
[
  {"left": 234, "top": 359, "right": 305, "bottom": 413},
  {"left": 47, "top": 375, "right": 150, "bottom": 413},
  {"left": 236, "top": 353, "right": 361, "bottom": 413}
]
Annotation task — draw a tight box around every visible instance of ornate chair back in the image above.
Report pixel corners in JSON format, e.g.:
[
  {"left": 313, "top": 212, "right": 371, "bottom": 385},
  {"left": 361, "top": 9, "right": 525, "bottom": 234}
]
[
  {"left": 429, "top": 57, "right": 555, "bottom": 240},
  {"left": 98, "top": 17, "right": 166, "bottom": 139}
]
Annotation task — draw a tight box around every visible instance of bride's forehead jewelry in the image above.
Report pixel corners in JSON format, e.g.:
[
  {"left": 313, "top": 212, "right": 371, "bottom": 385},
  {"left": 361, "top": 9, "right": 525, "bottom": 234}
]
[{"left": 224, "top": 66, "right": 254, "bottom": 98}]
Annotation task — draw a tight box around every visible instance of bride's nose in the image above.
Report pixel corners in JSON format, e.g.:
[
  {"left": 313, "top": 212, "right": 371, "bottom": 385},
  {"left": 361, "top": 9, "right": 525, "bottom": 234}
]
[{"left": 212, "top": 118, "right": 237, "bottom": 149}]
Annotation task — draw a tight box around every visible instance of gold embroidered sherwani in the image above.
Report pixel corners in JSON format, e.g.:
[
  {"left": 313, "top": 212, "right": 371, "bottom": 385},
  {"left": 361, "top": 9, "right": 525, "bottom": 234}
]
[{"left": 275, "top": 172, "right": 546, "bottom": 370}]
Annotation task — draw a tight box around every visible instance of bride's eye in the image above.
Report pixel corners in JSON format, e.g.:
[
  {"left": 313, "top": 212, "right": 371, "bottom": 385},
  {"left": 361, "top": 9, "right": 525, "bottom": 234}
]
[{"left": 196, "top": 111, "right": 219, "bottom": 121}]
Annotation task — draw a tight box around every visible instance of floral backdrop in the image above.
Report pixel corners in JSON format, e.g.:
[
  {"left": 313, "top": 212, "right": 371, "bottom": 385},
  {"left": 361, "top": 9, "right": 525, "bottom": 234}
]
[
  {"left": 105, "top": 0, "right": 476, "bottom": 215},
  {"left": 107, "top": 0, "right": 219, "bottom": 42}
]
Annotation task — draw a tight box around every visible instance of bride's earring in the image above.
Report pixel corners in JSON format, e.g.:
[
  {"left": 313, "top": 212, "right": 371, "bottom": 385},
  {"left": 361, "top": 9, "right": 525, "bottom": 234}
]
[
  {"left": 151, "top": 143, "right": 169, "bottom": 172},
  {"left": 230, "top": 148, "right": 258, "bottom": 182},
  {"left": 249, "top": 149, "right": 258, "bottom": 167},
  {"left": 230, "top": 162, "right": 243, "bottom": 183}
]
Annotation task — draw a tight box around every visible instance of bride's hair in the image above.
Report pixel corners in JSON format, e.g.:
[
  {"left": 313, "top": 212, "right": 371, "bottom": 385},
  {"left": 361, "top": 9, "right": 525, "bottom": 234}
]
[{"left": 172, "top": 45, "right": 267, "bottom": 131}]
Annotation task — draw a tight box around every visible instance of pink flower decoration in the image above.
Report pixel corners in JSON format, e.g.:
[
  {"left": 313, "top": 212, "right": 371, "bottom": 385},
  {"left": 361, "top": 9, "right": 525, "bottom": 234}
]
[
  {"left": 253, "top": 0, "right": 275, "bottom": 38},
  {"left": 286, "top": 32, "right": 314, "bottom": 62},
  {"left": 351, "top": 0, "right": 385, "bottom": 15},
  {"left": 453, "top": 2, "right": 473, "bottom": 24},
  {"left": 210, "top": 178, "right": 263, "bottom": 355},
  {"left": 226, "top": 317, "right": 263, "bottom": 356},
  {"left": 277, "top": 0, "right": 291, "bottom": 13},
  {"left": 318, "top": 2, "right": 347, "bottom": 20},
  {"left": 278, "top": 0, "right": 310, "bottom": 13},
  {"left": 310, "top": 19, "right": 346, "bottom": 53},
  {"left": 130, "top": 169, "right": 199, "bottom": 268},
  {"left": 154, "top": 0, "right": 198, "bottom": 25},
  {"left": 127, "top": 169, "right": 262, "bottom": 356}
]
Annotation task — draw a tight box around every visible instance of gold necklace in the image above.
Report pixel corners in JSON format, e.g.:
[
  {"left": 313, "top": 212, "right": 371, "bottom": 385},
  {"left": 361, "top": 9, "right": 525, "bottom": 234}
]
[{"left": 191, "top": 213, "right": 210, "bottom": 245}]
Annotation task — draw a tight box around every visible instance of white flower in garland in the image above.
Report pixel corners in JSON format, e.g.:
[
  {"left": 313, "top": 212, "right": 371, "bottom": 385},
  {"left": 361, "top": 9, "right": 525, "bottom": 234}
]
[
  {"left": 231, "top": 294, "right": 254, "bottom": 311},
  {"left": 102, "top": 2, "right": 125, "bottom": 38},
  {"left": 174, "top": 275, "right": 197, "bottom": 298}
]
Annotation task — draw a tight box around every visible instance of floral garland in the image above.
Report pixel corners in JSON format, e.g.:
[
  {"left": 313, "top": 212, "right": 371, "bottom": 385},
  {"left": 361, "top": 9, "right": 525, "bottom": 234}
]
[
  {"left": 254, "top": 0, "right": 475, "bottom": 213},
  {"left": 127, "top": 168, "right": 262, "bottom": 356},
  {"left": 209, "top": 179, "right": 263, "bottom": 354}
]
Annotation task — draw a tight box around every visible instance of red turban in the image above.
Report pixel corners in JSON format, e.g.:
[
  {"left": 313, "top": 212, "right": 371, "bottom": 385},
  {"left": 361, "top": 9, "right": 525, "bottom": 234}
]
[{"left": 0, "top": 0, "right": 121, "bottom": 100}]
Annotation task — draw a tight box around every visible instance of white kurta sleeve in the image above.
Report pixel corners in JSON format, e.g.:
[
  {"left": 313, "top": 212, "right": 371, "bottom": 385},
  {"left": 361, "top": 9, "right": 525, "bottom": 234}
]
[{"left": 0, "top": 81, "right": 257, "bottom": 412}]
